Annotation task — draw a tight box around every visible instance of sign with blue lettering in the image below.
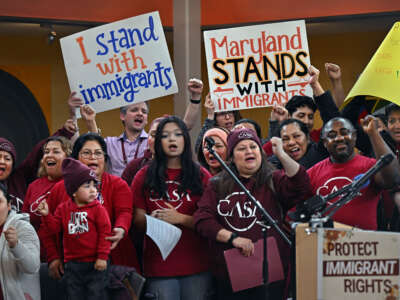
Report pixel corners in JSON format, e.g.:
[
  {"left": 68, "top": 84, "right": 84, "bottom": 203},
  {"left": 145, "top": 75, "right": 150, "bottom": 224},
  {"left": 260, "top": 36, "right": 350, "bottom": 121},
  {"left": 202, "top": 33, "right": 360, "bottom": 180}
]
[{"left": 60, "top": 11, "right": 178, "bottom": 115}]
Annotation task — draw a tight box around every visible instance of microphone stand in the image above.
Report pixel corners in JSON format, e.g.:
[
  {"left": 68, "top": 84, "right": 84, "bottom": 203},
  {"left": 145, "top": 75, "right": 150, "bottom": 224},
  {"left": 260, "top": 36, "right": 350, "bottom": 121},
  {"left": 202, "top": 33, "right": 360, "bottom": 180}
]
[
  {"left": 304, "top": 153, "right": 394, "bottom": 231},
  {"left": 204, "top": 137, "right": 292, "bottom": 286}
]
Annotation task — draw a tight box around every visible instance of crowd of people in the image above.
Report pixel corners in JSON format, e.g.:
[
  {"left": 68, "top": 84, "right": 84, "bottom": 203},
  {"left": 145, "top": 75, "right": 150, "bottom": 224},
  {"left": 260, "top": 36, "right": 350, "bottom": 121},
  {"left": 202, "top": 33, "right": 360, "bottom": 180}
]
[{"left": 0, "top": 65, "right": 399, "bottom": 300}]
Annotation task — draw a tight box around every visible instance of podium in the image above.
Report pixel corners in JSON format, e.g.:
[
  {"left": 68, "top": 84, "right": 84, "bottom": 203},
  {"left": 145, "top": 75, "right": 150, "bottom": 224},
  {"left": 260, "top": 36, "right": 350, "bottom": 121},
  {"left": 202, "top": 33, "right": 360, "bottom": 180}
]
[{"left": 296, "top": 224, "right": 400, "bottom": 300}]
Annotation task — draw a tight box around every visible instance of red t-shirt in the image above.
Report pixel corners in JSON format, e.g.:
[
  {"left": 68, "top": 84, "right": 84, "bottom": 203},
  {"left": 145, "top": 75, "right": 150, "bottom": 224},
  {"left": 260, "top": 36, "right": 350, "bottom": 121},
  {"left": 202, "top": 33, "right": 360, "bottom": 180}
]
[
  {"left": 132, "top": 166, "right": 211, "bottom": 277},
  {"left": 42, "top": 200, "right": 111, "bottom": 262},
  {"left": 307, "top": 155, "right": 380, "bottom": 230},
  {"left": 41, "top": 172, "right": 139, "bottom": 269}
]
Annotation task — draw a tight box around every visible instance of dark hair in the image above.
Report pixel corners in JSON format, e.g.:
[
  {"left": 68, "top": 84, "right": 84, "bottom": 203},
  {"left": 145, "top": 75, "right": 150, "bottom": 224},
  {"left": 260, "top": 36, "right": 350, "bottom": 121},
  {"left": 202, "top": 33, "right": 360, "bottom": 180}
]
[
  {"left": 285, "top": 95, "right": 317, "bottom": 116},
  {"left": 71, "top": 133, "right": 109, "bottom": 163},
  {"left": 0, "top": 182, "right": 10, "bottom": 203},
  {"left": 321, "top": 117, "right": 355, "bottom": 139},
  {"left": 215, "top": 152, "right": 275, "bottom": 198},
  {"left": 214, "top": 110, "right": 242, "bottom": 124},
  {"left": 144, "top": 116, "right": 203, "bottom": 197},
  {"left": 373, "top": 113, "right": 387, "bottom": 126},
  {"left": 278, "top": 119, "right": 310, "bottom": 138},
  {"left": 385, "top": 103, "right": 400, "bottom": 122},
  {"left": 235, "top": 118, "right": 262, "bottom": 139}
]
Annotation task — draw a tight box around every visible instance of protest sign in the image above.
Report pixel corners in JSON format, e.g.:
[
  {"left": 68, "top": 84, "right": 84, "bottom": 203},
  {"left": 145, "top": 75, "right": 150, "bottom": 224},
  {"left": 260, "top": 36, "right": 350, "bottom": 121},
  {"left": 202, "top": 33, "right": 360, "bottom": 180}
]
[
  {"left": 343, "top": 22, "right": 400, "bottom": 110},
  {"left": 317, "top": 228, "right": 400, "bottom": 299},
  {"left": 60, "top": 11, "right": 178, "bottom": 115},
  {"left": 204, "top": 20, "right": 312, "bottom": 112}
]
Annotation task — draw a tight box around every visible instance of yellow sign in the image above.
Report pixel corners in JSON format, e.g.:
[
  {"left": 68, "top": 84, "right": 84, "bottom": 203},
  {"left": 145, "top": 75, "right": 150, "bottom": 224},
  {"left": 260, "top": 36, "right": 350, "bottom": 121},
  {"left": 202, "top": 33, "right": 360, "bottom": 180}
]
[{"left": 343, "top": 22, "right": 400, "bottom": 109}]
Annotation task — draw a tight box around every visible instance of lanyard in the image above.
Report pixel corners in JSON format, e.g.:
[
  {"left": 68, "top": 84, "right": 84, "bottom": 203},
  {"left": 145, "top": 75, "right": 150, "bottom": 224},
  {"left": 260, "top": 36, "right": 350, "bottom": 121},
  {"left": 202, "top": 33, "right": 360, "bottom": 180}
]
[{"left": 120, "top": 137, "right": 144, "bottom": 165}]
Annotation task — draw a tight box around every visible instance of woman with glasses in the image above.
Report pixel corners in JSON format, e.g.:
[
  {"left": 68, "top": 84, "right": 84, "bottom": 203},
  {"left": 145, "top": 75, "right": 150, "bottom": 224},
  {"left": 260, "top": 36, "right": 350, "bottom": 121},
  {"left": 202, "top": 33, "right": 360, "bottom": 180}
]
[
  {"left": 131, "top": 116, "right": 214, "bottom": 300},
  {"left": 41, "top": 133, "right": 140, "bottom": 281}
]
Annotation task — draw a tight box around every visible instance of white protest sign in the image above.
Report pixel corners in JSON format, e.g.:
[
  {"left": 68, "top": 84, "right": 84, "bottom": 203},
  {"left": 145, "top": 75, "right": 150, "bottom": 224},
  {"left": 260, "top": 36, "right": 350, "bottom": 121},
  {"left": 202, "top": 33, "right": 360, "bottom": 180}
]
[
  {"left": 60, "top": 11, "right": 178, "bottom": 115},
  {"left": 317, "top": 228, "right": 400, "bottom": 299},
  {"left": 204, "top": 20, "right": 312, "bottom": 112}
]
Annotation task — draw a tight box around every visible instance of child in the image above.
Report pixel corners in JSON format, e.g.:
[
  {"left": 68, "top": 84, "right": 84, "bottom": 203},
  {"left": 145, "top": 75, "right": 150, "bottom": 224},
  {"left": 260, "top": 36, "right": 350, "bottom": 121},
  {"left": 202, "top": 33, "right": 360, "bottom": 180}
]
[{"left": 38, "top": 157, "right": 111, "bottom": 300}]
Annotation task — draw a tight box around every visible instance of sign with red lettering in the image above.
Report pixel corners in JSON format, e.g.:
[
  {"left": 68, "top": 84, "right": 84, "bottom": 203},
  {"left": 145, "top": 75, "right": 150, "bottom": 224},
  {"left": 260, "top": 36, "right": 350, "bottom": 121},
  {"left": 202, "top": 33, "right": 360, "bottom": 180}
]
[
  {"left": 60, "top": 11, "right": 178, "bottom": 115},
  {"left": 317, "top": 228, "right": 400, "bottom": 299},
  {"left": 204, "top": 20, "right": 312, "bottom": 112}
]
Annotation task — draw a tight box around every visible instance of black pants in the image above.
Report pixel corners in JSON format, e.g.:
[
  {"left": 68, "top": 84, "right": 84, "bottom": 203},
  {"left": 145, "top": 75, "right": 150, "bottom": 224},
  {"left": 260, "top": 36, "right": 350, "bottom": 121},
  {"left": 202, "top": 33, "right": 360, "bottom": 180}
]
[{"left": 64, "top": 261, "right": 108, "bottom": 300}]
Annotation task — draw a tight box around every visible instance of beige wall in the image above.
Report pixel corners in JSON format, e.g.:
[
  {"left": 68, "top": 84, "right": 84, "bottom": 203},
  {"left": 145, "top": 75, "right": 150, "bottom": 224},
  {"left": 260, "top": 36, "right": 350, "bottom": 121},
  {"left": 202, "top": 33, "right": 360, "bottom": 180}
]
[{"left": 0, "top": 28, "right": 389, "bottom": 139}]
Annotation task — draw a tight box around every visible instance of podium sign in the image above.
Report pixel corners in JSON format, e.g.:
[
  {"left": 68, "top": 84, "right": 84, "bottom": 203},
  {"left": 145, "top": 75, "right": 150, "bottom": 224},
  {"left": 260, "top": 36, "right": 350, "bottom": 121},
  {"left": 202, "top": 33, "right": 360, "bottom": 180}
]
[{"left": 317, "top": 228, "right": 400, "bottom": 299}]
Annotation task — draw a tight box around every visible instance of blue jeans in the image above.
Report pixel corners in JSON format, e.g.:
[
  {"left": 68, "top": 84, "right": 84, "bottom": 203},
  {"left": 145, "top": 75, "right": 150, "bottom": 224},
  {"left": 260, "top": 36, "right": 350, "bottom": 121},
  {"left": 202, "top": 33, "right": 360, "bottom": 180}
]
[{"left": 143, "top": 272, "right": 214, "bottom": 300}]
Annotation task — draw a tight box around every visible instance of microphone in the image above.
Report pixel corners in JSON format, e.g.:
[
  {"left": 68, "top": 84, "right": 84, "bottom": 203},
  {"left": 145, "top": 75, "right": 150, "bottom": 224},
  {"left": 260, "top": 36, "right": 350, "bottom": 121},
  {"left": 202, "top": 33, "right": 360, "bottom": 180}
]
[
  {"left": 351, "top": 153, "right": 394, "bottom": 191},
  {"left": 289, "top": 153, "right": 395, "bottom": 222},
  {"left": 204, "top": 137, "right": 215, "bottom": 151}
]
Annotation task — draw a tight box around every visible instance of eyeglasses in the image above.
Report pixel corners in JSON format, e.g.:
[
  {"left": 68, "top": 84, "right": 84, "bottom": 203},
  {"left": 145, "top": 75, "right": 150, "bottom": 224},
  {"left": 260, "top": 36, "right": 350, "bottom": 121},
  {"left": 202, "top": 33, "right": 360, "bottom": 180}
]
[
  {"left": 79, "top": 150, "right": 105, "bottom": 159},
  {"left": 325, "top": 129, "right": 353, "bottom": 141}
]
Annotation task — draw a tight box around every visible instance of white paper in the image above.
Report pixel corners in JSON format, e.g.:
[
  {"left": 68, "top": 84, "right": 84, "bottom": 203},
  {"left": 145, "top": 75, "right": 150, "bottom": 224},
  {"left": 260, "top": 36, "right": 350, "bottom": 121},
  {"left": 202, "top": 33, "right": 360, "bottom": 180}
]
[{"left": 145, "top": 214, "right": 182, "bottom": 260}]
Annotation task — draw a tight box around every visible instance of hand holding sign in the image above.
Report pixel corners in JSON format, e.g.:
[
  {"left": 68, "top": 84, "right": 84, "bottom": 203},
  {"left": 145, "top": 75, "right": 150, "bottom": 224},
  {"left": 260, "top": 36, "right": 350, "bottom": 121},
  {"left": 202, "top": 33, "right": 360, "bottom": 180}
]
[
  {"left": 67, "top": 92, "right": 84, "bottom": 118},
  {"left": 61, "top": 12, "right": 178, "bottom": 116},
  {"left": 80, "top": 105, "right": 96, "bottom": 122}
]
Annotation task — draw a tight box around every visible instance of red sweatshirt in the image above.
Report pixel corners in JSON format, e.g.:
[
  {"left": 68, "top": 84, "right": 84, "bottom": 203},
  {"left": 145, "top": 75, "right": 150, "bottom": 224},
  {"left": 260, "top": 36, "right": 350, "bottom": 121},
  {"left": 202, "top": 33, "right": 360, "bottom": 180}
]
[
  {"left": 22, "top": 176, "right": 61, "bottom": 261},
  {"left": 41, "top": 172, "right": 139, "bottom": 269},
  {"left": 42, "top": 199, "right": 111, "bottom": 262},
  {"left": 194, "top": 167, "right": 312, "bottom": 280},
  {"left": 4, "top": 127, "right": 74, "bottom": 209},
  {"left": 132, "top": 166, "right": 212, "bottom": 277}
]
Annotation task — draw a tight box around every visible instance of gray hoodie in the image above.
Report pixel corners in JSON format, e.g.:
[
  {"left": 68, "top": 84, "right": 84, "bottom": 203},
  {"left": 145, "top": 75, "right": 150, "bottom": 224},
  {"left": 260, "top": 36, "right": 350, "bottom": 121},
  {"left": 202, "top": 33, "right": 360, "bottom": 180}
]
[{"left": 0, "top": 210, "right": 40, "bottom": 300}]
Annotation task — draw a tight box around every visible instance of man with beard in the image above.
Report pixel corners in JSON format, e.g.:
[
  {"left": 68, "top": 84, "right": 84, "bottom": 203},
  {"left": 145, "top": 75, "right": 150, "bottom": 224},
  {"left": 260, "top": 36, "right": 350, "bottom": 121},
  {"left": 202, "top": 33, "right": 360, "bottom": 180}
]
[{"left": 306, "top": 116, "right": 399, "bottom": 230}]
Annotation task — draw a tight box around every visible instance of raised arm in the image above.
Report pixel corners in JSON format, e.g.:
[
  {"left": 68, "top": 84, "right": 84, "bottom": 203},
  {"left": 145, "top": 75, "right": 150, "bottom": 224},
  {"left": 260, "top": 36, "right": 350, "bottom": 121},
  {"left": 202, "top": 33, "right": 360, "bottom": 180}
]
[
  {"left": 194, "top": 93, "right": 216, "bottom": 153},
  {"left": 325, "top": 63, "right": 346, "bottom": 108},
  {"left": 271, "top": 137, "right": 299, "bottom": 177},
  {"left": 80, "top": 104, "right": 99, "bottom": 133},
  {"left": 267, "top": 104, "right": 289, "bottom": 139},
  {"left": 183, "top": 78, "right": 203, "bottom": 131},
  {"left": 362, "top": 115, "right": 400, "bottom": 188}
]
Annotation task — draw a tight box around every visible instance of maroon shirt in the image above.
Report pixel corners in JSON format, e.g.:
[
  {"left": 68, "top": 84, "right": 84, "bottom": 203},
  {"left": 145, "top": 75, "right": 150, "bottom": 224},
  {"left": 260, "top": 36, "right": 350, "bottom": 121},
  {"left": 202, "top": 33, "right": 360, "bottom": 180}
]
[
  {"left": 194, "top": 166, "right": 312, "bottom": 280},
  {"left": 4, "top": 127, "right": 74, "bottom": 210},
  {"left": 132, "top": 166, "right": 212, "bottom": 277},
  {"left": 121, "top": 149, "right": 152, "bottom": 186}
]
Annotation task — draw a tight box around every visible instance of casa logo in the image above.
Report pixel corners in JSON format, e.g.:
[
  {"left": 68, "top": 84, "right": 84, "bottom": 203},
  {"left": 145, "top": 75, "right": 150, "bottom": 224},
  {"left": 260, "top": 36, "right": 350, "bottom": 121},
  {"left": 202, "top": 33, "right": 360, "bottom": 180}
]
[
  {"left": 316, "top": 176, "right": 362, "bottom": 206},
  {"left": 68, "top": 212, "right": 89, "bottom": 234},
  {"left": 149, "top": 180, "right": 192, "bottom": 210},
  {"left": 0, "top": 142, "right": 12, "bottom": 152},
  {"left": 217, "top": 191, "right": 258, "bottom": 232},
  {"left": 238, "top": 131, "right": 253, "bottom": 139}
]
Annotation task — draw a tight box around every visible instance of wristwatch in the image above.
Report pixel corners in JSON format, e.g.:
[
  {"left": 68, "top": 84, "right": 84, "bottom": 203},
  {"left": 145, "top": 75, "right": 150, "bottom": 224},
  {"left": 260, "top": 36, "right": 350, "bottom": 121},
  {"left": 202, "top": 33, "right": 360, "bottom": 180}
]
[{"left": 227, "top": 232, "right": 239, "bottom": 247}]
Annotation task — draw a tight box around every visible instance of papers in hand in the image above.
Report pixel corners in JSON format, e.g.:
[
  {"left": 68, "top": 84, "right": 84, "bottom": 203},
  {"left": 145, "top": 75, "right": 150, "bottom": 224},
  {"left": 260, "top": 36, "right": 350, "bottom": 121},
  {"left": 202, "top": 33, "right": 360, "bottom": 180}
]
[{"left": 145, "top": 215, "right": 182, "bottom": 260}]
